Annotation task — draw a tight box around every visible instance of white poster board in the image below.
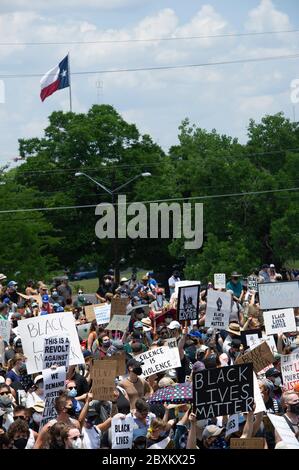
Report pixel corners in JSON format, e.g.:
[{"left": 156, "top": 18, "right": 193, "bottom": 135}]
[
  {"left": 43, "top": 335, "right": 70, "bottom": 370},
  {"left": 281, "top": 352, "right": 299, "bottom": 391},
  {"left": 258, "top": 281, "right": 299, "bottom": 310},
  {"left": 18, "top": 312, "right": 84, "bottom": 374},
  {"left": 175, "top": 281, "right": 200, "bottom": 296},
  {"left": 214, "top": 273, "right": 226, "bottom": 290},
  {"left": 94, "top": 303, "right": 111, "bottom": 325},
  {"left": 135, "top": 345, "right": 181, "bottom": 377},
  {"left": 267, "top": 414, "right": 299, "bottom": 448},
  {"left": 111, "top": 416, "right": 134, "bottom": 449},
  {"left": 263, "top": 308, "right": 296, "bottom": 335},
  {"left": 253, "top": 372, "right": 266, "bottom": 414},
  {"left": 40, "top": 366, "right": 66, "bottom": 429},
  {"left": 205, "top": 290, "right": 231, "bottom": 329},
  {"left": 225, "top": 414, "right": 239, "bottom": 437},
  {"left": 0, "top": 319, "right": 10, "bottom": 343}
]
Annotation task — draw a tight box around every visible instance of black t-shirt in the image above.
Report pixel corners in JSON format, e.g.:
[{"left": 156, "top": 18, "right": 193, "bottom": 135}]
[
  {"left": 176, "top": 354, "right": 192, "bottom": 383},
  {"left": 97, "top": 283, "right": 116, "bottom": 298}
]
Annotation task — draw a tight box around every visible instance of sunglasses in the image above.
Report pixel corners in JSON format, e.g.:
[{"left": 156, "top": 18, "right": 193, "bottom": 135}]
[
  {"left": 0, "top": 391, "right": 9, "bottom": 396},
  {"left": 13, "top": 415, "right": 27, "bottom": 421}
]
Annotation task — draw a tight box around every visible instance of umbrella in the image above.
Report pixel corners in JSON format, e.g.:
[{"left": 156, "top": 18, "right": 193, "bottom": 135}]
[{"left": 148, "top": 382, "right": 193, "bottom": 404}]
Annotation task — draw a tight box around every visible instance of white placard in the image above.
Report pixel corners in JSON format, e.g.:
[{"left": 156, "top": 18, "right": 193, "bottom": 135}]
[
  {"left": 175, "top": 281, "right": 200, "bottom": 296},
  {"left": 267, "top": 414, "right": 299, "bottom": 448},
  {"left": 264, "top": 335, "right": 278, "bottom": 354},
  {"left": 0, "top": 319, "right": 10, "bottom": 343},
  {"left": 263, "top": 308, "right": 296, "bottom": 335},
  {"left": 214, "top": 273, "right": 226, "bottom": 290},
  {"left": 281, "top": 352, "right": 299, "bottom": 391},
  {"left": 111, "top": 416, "right": 134, "bottom": 449},
  {"left": 258, "top": 281, "right": 299, "bottom": 310},
  {"left": 225, "top": 414, "right": 239, "bottom": 437},
  {"left": 40, "top": 366, "right": 66, "bottom": 429},
  {"left": 253, "top": 372, "right": 266, "bottom": 414},
  {"left": 135, "top": 345, "right": 181, "bottom": 377},
  {"left": 18, "top": 312, "right": 84, "bottom": 374},
  {"left": 42, "top": 335, "right": 70, "bottom": 370},
  {"left": 205, "top": 290, "right": 231, "bottom": 329},
  {"left": 247, "top": 334, "right": 262, "bottom": 350},
  {"left": 94, "top": 303, "right": 111, "bottom": 325}
]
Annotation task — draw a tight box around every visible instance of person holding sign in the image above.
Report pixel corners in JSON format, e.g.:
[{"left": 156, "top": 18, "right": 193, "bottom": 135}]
[
  {"left": 281, "top": 390, "right": 299, "bottom": 440},
  {"left": 118, "top": 358, "right": 151, "bottom": 410}
]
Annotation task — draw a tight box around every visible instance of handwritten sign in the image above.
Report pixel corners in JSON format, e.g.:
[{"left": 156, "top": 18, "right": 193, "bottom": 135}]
[
  {"left": 40, "top": 366, "right": 66, "bottom": 429},
  {"left": 111, "top": 416, "right": 134, "bottom": 449},
  {"left": 281, "top": 352, "right": 299, "bottom": 391},
  {"left": 205, "top": 290, "right": 231, "bottom": 329},
  {"left": 111, "top": 298, "right": 128, "bottom": 317},
  {"left": 91, "top": 359, "right": 117, "bottom": 401},
  {"left": 177, "top": 284, "right": 200, "bottom": 321},
  {"left": 214, "top": 274, "right": 226, "bottom": 290},
  {"left": 0, "top": 319, "right": 10, "bottom": 343},
  {"left": 240, "top": 329, "right": 262, "bottom": 350},
  {"left": 105, "top": 353, "right": 126, "bottom": 376},
  {"left": 263, "top": 308, "right": 296, "bottom": 335},
  {"left": 267, "top": 414, "right": 299, "bottom": 448},
  {"left": 94, "top": 303, "right": 111, "bottom": 325},
  {"left": 106, "top": 315, "right": 130, "bottom": 332},
  {"left": 235, "top": 341, "right": 274, "bottom": 374},
  {"left": 135, "top": 345, "right": 181, "bottom": 378},
  {"left": 42, "top": 336, "right": 70, "bottom": 370},
  {"left": 258, "top": 281, "right": 299, "bottom": 310},
  {"left": 193, "top": 363, "right": 254, "bottom": 419},
  {"left": 230, "top": 438, "right": 265, "bottom": 449},
  {"left": 18, "top": 312, "right": 84, "bottom": 374}
]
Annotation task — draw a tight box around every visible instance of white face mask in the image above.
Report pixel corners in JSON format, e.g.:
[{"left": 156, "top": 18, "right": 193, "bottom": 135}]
[
  {"left": 274, "top": 377, "right": 282, "bottom": 387},
  {"left": 33, "top": 412, "right": 42, "bottom": 424},
  {"left": 71, "top": 438, "right": 82, "bottom": 449}
]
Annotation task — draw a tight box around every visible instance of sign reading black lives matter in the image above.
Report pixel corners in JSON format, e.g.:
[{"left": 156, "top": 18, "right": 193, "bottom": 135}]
[
  {"left": 177, "top": 284, "right": 200, "bottom": 321},
  {"left": 193, "top": 363, "right": 254, "bottom": 419},
  {"left": 205, "top": 290, "right": 231, "bottom": 329}
]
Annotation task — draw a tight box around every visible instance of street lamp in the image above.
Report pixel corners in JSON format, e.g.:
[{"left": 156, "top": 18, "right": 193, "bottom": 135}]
[{"left": 75, "top": 170, "right": 151, "bottom": 283}]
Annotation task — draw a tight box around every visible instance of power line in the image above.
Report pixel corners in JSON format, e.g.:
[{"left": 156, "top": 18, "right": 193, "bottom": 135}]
[
  {"left": 1, "top": 53, "right": 299, "bottom": 79},
  {"left": 0, "top": 28, "right": 298, "bottom": 46},
  {"left": 0, "top": 186, "right": 298, "bottom": 214}
]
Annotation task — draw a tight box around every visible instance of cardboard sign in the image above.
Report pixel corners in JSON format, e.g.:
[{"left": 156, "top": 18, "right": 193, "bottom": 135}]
[
  {"left": 111, "top": 298, "right": 128, "bottom": 317},
  {"left": 175, "top": 281, "right": 200, "bottom": 296},
  {"left": 247, "top": 277, "right": 258, "bottom": 291},
  {"left": 84, "top": 304, "right": 97, "bottom": 322},
  {"left": 267, "top": 414, "right": 299, "bottom": 448},
  {"left": 40, "top": 366, "right": 66, "bottom": 429},
  {"left": 230, "top": 438, "right": 265, "bottom": 449},
  {"left": 177, "top": 284, "right": 200, "bottom": 321},
  {"left": 42, "top": 336, "right": 70, "bottom": 370},
  {"left": 235, "top": 341, "right": 274, "bottom": 374},
  {"left": 205, "top": 290, "right": 231, "bottom": 329},
  {"left": 258, "top": 281, "right": 299, "bottom": 310},
  {"left": 263, "top": 308, "right": 296, "bottom": 336},
  {"left": 225, "top": 414, "right": 239, "bottom": 437},
  {"left": 77, "top": 323, "right": 91, "bottom": 340},
  {"left": 18, "top": 292, "right": 43, "bottom": 307},
  {"left": 135, "top": 345, "right": 181, "bottom": 378},
  {"left": 193, "top": 363, "right": 254, "bottom": 419},
  {"left": 105, "top": 353, "right": 126, "bottom": 376},
  {"left": 281, "top": 352, "right": 299, "bottom": 391},
  {"left": 91, "top": 359, "right": 117, "bottom": 401},
  {"left": 0, "top": 319, "right": 10, "bottom": 343},
  {"left": 240, "top": 329, "right": 262, "bottom": 350},
  {"left": 18, "top": 312, "right": 84, "bottom": 374},
  {"left": 106, "top": 315, "right": 130, "bottom": 332},
  {"left": 214, "top": 274, "right": 226, "bottom": 290},
  {"left": 111, "top": 416, "right": 134, "bottom": 449}
]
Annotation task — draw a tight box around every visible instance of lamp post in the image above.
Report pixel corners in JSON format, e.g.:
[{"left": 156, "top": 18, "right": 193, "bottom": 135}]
[{"left": 75, "top": 171, "right": 151, "bottom": 283}]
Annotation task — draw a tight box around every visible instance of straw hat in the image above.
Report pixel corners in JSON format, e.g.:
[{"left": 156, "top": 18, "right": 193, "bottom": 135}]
[{"left": 226, "top": 322, "right": 241, "bottom": 336}]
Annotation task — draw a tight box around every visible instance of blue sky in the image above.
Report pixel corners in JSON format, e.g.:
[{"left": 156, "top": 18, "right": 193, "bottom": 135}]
[{"left": 0, "top": 0, "right": 298, "bottom": 166}]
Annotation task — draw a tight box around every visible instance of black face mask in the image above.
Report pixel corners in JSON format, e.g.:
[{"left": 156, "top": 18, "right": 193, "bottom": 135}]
[
  {"left": 66, "top": 407, "right": 75, "bottom": 416},
  {"left": 13, "top": 438, "right": 28, "bottom": 449},
  {"left": 132, "top": 367, "right": 143, "bottom": 376},
  {"left": 289, "top": 404, "right": 299, "bottom": 415}
]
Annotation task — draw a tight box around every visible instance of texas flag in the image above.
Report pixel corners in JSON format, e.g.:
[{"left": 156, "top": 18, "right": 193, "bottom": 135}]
[{"left": 40, "top": 55, "right": 70, "bottom": 102}]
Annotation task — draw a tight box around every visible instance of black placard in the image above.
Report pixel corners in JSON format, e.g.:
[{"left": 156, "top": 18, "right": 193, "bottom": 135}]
[{"left": 177, "top": 284, "right": 200, "bottom": 322}]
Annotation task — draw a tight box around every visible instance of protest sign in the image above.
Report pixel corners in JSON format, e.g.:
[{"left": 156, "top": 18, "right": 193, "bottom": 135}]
[
  {"left": 214, "top": 273, "right": 226, "bottom": 290},
  {"left": 263, "top": 308, "right": 296, "bottom": 336},
  {"left": 18, "top": 292, "right": 43, "bottom": 307},
  {"left": 264, "top": 335, "right": 277, "bottom": 354},
  {"left": 164, "top": 338, "right": 178, "bottom": 349},
  {"left": 175, "top": 281, "right": 200, "bottom": 296},
  {"left": 253, "top": 372, "right": 266, "bottom": 414},
  {"left": 0, "top": 319, "right": 10, "bottom": 343},
  {"left": 111, "top": 416, "right": 134, "bottom": 449},
  {"left": 230, "top": 438, "right": 265, "bottom": 449},
  {"left": 94, "top": 303, "right": 111, "bottom": 325},
  {"left": 235, "top": 341, "right": 274, "bottom": 374},
  {"left": 40, "top": 366, "right": 66, "bottom": 429},
  {"left": 91, "top": 359, "right": 117, "bottom": 401},
  {"left": 267, "top": 414, "right": 299, "bottom": 448},
  {"left": 240, "top": 329, "right": 262, "bottom": 350},
  {"left": 258, "top": 281, "right": 299, "bottom": 310},
  {"left": 205, "top": 290, "right": 231, "bottom": 330},
  {"left": 106, "top": 315, "right": 130, "bottom": 332},
  {"left": 18, "top": 312, "right": 84, "bottom": 374},
  {"left": 111, "top": 298, "right": 128, "bottom": 317},
  {"left": 281, "top": 352, "right": 299, "bottom": 391},
  {"left": 77, "top": 323, "right": 91, "bottom": 340},
  {"left": 135, "top": 345, "right": 181, "bottom": 378},
  {"left": 84, "top": 304, "right": 96, "bottom": 322},
  {"left": 225, "top": 414, "right": 239, "bottom": 438},
  {"left": 193, "top": 363, "right": 254, "bottom": 419},
  {"left": 247, "top": 276, "right": 258, "bottom": 291},
  {"left": 105, "top": 353, "right": 126, "bottom": 376},
  {"left": 177, "top": 284, "right": 200, "bottom": 322},
  {"left": 42, "top": 336, "right": 70, "bottom": 370}
]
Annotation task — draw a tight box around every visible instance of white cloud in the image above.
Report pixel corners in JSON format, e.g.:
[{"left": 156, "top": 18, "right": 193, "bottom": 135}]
[
  {"left": 245, "top": 0, "right": 291, "bottom": 32},
  {"left": 0, "top": 0, "right": 147, "bottom": 11}
]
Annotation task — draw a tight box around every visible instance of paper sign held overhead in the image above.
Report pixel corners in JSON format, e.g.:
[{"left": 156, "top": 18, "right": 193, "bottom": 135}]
[
  {"left": 258, "top": 281, "right": 299, "bottom": 310},
  {"left": 205, "top": 290, "right": 231, "bottom": 330},
  {"left": 91, "top": 359, "right": 117, "bottom": 401},
  {"left": 174, "top": 281, "right": 200, "bottom": 296},
  {"left": 42, "top": 335, "right": 70, "bottom": 370},
  {"left": 135, "top": 345, "right": 181, "bottom": 378},
  {"left": 263, "top": 308, "right": 296, "bottom": 336},
  {"left": 235, "top": 340, "right": 274, "bottom": 374},
  {"left": 111, "top": 416, "right": 134, "bottom": 449},
  {"left": 281, "top": 352, "right": 299, "bottom": 391},
  {"left": 230, "top": 438, "right": 265, "bottom": 449},
  {"left": 111, "top": 298, "right": 128, "bottom": 317},
  {"left": 214, "top": 273, "right": 226, "bottom": 290},
  {"left": 177, "top": 284, "right": 200, "bottom": 322},
  {"left": 0, "top": 319, "right": 10, "bottom": 343}
]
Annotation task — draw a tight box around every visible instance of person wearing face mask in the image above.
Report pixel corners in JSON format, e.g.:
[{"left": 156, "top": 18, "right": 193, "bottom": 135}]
[
  {"left": 126, "top": 398, "right": 156, "bottom": 441},
  {"left": 73, "top": 290, "right": 88, "bottom": 308},
  {"left": 119, "top": 359, "right": 151, "bottom": 410},
  {"left": 26, "top": 375, "right": 45, "bottom": 408},
  {"left": 146, "top": 417, "right": 175, "bottom": 449},
  {"left": 92, "top": 334, "right": 113, "bottom": 359},
  {"left": 7, "top": 418, "right": 30, "bottom": 449},
  {"left": 0, "top": 384, "right": 14, "bottom": 431},
  {"left": 5, "top": 354, "right": 26, "bottom": 387},
  {"left": 66, "top": 380, "right": 82, "bottom": 416},
  {"left": 96, "top": 275, "right": 116, "bottom": 303},
  {"left": 281, "top": 391, "right": 299, "bottom": 440},
  {"left": 13, "top": 405, "right": 38, "bottom": 448},
  {"left": 29, "top": 402, "right": 45, "bottom": 433},
  {"left": 49, "top": 287, "right": 65, "bottom": 307},
  {"left": 265, "top": 368, "right": 283, "bottom": 402},
  {"left": 4, "top": 281, "right": 19, "bottom": 304}
]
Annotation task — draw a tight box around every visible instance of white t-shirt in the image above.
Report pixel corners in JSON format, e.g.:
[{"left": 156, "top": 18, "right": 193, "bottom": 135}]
[
  {"left": 168, "top": 276, "right": 180, "bottom": 288},
  {"left": 25, "top": 428, "right": 36, "bottom": 449},
  {"left": 82, "top": 425, "right": 102, "bottom": 449}
]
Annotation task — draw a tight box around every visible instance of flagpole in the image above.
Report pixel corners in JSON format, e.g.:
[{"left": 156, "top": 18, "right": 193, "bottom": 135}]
[{"left": 68, "top": 51, "right": 73, "bottom": 112}]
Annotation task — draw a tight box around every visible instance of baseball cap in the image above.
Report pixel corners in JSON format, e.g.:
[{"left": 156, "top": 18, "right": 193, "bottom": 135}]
[
  {"left": 133, "top": 321, "right": 143, "bottom": 329},
  {"left": 0, "top": 273, "right": 7, "bottom": 281},
  {"left": 189, "top": 331, "right": 202, "bottom": 339},
  {"left": 270, "top": 264, "right": 275, "bottom": 268},
  {"left": 31, "top": 402, "right": 45, "bottom": 413},
  {"left": 120, "top": 277, "right": 128, "bottom": 283},
  {"left": 33, "top": 375, "right": 43, "bottom": 385},
  {"left": 42, "top": 294, "right": 49, "bottom": 303},
  {"left": 13, "top": 336, "right": 22, "bottom": 346},
  {"left": 7, "top": 281, "right": 17, "bottom": 288},
  {"left": 202, "top": 425, "right": 223, "bottom": 440},
  {"left": 111, "top": 340, "right": 125, "bottom": 350},
  {"left": 265, "top": 367, "right": 280, "bottom": 378},
  {"left": 56, "top": 306, "right": 64, "bottom": 312},
  {"left": 167, "top": 321, "right": 181, "bottom": 330},
  {"left": 83, "top": 350, "right": 93, "bottom": 359},
  {"left": 127, "top": 358, "right": 144, "bottom": 369}
]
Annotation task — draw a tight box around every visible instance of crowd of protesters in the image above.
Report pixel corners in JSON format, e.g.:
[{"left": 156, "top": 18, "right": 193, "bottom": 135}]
[{"left": 0, "top": 265, "right": 298, "bottom": 450}]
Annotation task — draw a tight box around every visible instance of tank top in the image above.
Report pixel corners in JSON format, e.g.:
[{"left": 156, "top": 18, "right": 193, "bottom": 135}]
[
  {"left": 25, "top": 428, "right": 36, "bottom": 449},
  {"left": 82, "top": 426, "right": 102, "bottom": 449}
]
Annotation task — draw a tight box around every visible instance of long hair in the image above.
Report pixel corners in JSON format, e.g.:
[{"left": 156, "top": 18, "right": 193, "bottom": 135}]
[
  {"left": 7, "top": 353, "right": 24, "bottom": 371},
  {"left": 46, "top": 422, "right": 72, "bottom": 449}
]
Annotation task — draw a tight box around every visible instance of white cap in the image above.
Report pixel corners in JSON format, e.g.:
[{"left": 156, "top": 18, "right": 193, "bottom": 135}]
[
  {"left": 167, "top": 320, "right": 181, "bottom": 330},
  {"left": 270, "top": 264, "right": 275, "bottom": 268},
  {"left": 0, "top": 376, "right": 5, "bottom": 384},
  {"left": 34, "top": 375, "right": 43, "bottom": 384}
]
